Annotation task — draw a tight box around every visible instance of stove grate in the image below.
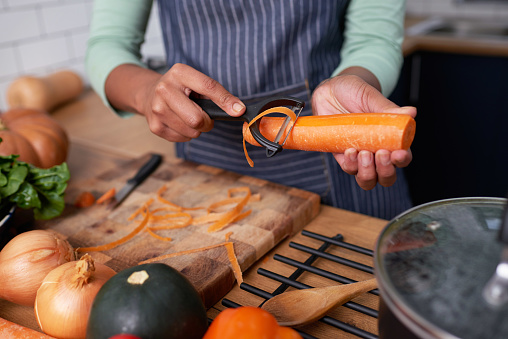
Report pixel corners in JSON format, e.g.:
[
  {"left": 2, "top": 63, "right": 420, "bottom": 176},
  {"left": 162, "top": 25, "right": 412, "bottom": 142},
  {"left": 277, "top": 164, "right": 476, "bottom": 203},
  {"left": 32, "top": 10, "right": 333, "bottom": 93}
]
[{"left": 219, "top": 230, "right": 379, "bottom": 339}]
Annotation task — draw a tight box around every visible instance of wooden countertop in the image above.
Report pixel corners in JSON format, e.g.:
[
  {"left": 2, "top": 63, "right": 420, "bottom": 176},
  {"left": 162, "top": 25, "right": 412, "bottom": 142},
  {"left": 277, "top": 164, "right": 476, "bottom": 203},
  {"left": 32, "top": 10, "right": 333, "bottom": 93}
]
[
  {"left": 2, "top": 17, "right": 506, "bottom": 336},
  {"left": 403, "top": 16, "right": 508, "bottom": 57},
  {"left": 0, "top": 91, "right": 388, "bottom": 338}
]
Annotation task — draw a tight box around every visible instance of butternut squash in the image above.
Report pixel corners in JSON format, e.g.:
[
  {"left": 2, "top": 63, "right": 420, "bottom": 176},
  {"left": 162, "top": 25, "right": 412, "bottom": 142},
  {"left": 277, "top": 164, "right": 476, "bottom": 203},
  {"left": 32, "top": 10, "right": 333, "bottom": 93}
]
[
  {"left": 0, "top": 108, "right": 69, "bottom": 168},
  {"left": 6, "top": 70, "right": 84, "bottom": 112}
]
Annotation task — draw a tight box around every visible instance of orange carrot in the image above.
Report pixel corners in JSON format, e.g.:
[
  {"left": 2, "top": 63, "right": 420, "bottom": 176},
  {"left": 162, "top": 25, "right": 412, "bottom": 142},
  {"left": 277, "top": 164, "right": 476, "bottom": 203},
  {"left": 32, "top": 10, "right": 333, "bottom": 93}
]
[
  {"left": 0, "top": 316, "right": 56, "bottom": 338},
  {"left": 74, "top": 191, "right": 96, "bottom": 208},
  {"left": 243, "top": 113, "right": 416, "bottom": 154},
  {"left": 96, "top": 188, "right": 116, "bottom": 204}
]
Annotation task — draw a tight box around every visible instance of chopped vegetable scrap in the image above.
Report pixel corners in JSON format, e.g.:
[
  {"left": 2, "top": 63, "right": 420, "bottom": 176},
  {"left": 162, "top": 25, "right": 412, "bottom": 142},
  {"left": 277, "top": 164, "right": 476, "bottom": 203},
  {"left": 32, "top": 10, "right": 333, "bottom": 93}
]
[
  {"left": 95, "top": 187, "right": 116, "bottom": 204},
  {"left": 76, "top": 185, "right": 257, "bottom": 285},
  {"left": 74, "top": 191, "right": 96, "bottom": 208}
]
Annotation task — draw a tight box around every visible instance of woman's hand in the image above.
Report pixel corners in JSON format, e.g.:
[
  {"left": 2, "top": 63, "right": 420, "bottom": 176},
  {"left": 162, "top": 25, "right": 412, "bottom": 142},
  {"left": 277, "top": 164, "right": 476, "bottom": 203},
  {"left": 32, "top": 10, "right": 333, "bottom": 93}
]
[
  {"left": 311, "top": 70, "right": 417, "bottom": 190},
  {"left": 105, "top": 63, "right": 245, "bottom": 142}
]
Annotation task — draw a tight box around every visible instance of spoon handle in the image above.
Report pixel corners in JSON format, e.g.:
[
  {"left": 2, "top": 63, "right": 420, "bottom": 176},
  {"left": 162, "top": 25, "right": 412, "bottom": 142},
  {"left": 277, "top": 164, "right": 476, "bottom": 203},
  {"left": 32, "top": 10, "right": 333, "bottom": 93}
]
[{"left": 326, "top": 278, "right": 378, "bottom": 308}]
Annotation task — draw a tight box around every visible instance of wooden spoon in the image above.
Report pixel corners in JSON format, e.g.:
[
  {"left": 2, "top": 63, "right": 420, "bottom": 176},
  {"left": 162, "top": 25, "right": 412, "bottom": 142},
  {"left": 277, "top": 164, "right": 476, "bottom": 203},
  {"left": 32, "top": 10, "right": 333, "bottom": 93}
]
[{"left": 261, "top": 278, "right": 378, "bottom": 327}]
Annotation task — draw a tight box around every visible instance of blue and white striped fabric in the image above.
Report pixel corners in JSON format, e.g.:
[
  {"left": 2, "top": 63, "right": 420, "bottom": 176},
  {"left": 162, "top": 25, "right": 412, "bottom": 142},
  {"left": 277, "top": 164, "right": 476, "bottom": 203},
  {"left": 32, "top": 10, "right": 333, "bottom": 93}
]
[{"left": 157, "top": 0, "right": 412, "bottom": 220}]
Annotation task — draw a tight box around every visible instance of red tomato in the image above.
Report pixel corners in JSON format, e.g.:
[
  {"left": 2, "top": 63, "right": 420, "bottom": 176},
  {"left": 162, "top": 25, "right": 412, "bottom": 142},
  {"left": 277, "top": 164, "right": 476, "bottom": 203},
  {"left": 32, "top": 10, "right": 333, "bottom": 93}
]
[
  {"left": 108, "top": 335, "right": 142, "bottom": 339},
  {"left": 203, "top": 306, "right": 302, "bottom": 339}
]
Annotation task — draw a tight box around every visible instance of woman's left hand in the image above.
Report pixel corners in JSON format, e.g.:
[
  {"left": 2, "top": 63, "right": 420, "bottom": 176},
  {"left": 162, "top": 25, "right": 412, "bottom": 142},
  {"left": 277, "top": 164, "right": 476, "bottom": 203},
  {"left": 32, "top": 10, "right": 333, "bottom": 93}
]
[{"left": 311, "top": 73, "right": 417, "bottom": 190}]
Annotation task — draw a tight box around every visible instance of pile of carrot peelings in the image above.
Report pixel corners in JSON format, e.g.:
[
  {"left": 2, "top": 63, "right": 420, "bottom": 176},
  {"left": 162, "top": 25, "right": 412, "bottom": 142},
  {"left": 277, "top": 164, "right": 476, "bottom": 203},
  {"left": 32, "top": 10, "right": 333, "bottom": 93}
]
[
  {"left": 243, "top": 106, "right": 297, "bottom": 167},
  {"left": 139, "top": 231, "right": 243, "bottom": 284},
  {"left": 76, "top": 185, "right": 253, "bottom": 285},
  {"left": 78, "top": 185, "right": 255, "bottom": 251}
]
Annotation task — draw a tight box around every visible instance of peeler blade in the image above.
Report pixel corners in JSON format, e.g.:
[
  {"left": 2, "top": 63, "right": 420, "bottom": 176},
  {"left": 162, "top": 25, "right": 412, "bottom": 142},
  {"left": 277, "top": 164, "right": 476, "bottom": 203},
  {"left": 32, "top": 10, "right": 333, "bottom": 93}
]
[
  {"left": 192, "top": 95, "right": 305, "bottom": 159},
  {"left": 266, "top": 102, "right": 304, "bottom": 158}
]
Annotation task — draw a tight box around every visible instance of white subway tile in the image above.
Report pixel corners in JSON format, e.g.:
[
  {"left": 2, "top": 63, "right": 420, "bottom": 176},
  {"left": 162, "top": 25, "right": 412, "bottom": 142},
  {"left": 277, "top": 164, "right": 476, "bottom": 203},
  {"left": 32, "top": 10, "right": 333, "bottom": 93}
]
[
  {"left": 0, "top": 9, "right": 40, "bottom": 44},
  {"left": 0, "top": 48, "right": 19, "bottom": 78},
  {"left": 5, "top": 0, "right": 53, "bottom": 8},
  {"left": 142, "top": 40, "right": 165, "bottom": 59},
  {"left": 18, "top": 35, "right": 70, "bottom": 72},
  {"left": 146, "top": 13, "right": 162, "bottom": 40},
  {"left": 0, "top": 80, "right": 10, "bottom": 111},
  {"left": 406, "top": 1, "right": 427, "bottom": 16},
  {"left": 69, "top": 30, "right": 88, "bottom": 59},
  {"left": 408, "top": 0, "right": 508, "bottom": 19},
  {"left": 41, "top": 2, "right": 89, "bottom": 35},
  {"left": 143, "top": 2, "right": 163, "bottom": 58},
  {"left": 63, "top": 61, "right": 89, "bottom": 87},
  {"left": 0, "top": 46, "right": 19, "bottom": 78},
  {"left": 83, "top": 0, "right": 94, "bottom": 22}
]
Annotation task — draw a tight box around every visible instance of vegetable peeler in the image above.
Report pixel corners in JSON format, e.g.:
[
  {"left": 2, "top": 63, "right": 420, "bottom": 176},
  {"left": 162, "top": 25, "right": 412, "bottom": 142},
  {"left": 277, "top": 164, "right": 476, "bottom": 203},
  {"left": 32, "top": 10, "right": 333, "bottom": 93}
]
[{"left": 192, "top": 96, "right": 305, "bottom": 157}]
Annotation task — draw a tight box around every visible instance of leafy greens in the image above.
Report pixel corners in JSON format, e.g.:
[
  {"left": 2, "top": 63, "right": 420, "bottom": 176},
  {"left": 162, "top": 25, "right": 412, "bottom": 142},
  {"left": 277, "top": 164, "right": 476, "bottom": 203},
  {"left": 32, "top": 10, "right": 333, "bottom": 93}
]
[{"left": 0, "top": 154, "right": 70, "bottom": 220}]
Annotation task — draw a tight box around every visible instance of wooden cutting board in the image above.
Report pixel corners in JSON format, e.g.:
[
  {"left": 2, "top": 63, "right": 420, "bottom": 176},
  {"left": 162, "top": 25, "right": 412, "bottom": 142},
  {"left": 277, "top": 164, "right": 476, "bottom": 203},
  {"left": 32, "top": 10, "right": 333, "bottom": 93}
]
[{"left": 35, "top": 154, "right": 320, "bottom": 308}]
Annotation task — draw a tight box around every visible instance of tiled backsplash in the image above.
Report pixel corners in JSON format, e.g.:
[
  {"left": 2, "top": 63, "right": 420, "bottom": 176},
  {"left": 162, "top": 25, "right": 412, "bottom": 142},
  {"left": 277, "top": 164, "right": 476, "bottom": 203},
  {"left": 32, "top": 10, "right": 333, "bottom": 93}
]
[
  {"left": 1, "top": 0, "right": 508, "bottom": 111},
  {"left": 0, "top": 0, "right": 164, "bottom": 111},
  {"left": 406, "top": 0, "right": 508, "bottom": 19}
]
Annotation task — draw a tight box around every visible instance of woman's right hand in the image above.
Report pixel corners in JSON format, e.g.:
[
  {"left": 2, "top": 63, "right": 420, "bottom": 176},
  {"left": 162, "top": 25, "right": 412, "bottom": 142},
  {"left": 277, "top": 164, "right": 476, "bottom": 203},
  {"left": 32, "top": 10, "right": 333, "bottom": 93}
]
[{"left": 105, "top": 63, "right": 246, "bottom": 142}]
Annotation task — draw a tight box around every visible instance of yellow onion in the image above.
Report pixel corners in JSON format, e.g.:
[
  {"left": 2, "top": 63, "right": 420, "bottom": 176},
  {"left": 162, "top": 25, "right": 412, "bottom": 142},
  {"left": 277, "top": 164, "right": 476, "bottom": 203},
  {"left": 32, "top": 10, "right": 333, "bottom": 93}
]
[
  {"left": 0, "top": 229, "right": 76, "bottom": 306},
  {"left": 35, "top": 254, "right": 116, "bottom": 339}
]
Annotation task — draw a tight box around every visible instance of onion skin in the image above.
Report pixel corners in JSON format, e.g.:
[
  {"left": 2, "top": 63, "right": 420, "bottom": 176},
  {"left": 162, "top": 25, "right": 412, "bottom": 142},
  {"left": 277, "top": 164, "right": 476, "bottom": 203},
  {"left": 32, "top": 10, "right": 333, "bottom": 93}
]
[
  {"left": 0, "top": 230, "right": 76, "bottom": 306},
  {"left": 35, "top": 254, "right": 116, "bottom": 339}
]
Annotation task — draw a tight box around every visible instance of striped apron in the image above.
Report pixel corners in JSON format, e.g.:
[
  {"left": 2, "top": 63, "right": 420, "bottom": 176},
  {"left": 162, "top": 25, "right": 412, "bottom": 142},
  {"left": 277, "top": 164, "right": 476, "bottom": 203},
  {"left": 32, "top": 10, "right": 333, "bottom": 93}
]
[{"left": 157, "top": 0, "right": 412, "bottom": 220}]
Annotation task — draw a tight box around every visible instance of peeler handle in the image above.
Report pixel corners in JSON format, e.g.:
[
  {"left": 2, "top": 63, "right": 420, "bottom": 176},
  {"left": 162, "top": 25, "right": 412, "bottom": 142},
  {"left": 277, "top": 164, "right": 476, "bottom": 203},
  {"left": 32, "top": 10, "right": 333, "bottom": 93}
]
[{"left": 192, "top": 98, "right": 246, "bottom": 122}]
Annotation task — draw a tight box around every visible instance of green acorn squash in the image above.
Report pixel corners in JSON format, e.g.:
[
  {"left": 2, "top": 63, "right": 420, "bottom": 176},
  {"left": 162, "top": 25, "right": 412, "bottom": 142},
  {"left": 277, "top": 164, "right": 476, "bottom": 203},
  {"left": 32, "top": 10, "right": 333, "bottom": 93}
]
[{"left": 86, "top": 263, "right": 208, "bottom": 339}]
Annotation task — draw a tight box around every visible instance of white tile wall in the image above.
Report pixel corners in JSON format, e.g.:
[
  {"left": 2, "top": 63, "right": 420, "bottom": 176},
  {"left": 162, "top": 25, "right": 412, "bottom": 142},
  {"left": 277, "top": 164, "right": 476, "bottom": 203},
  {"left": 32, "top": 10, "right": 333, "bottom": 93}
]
[
  {"left": 406, "top": 0, "right": 508, "bottom": 20},
  {"left": 0, "top": 0, "right": 164, "bottom": 111},
  {"left": 1, "top": 0, "right": 507, "bottom": 111}
]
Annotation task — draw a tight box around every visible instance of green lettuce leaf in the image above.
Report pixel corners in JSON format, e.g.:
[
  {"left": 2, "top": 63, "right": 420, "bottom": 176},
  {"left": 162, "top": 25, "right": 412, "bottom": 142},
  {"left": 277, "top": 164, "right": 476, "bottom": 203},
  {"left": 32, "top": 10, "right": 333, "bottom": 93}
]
[{"left": 0, "top": 155, "right": 70, "bottom": 220}]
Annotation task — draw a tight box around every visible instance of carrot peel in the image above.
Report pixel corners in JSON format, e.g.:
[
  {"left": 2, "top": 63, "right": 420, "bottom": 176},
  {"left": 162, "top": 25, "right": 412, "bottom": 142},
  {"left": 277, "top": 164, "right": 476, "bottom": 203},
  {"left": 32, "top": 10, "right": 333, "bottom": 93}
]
[
  {"left": 138, "top": 233, "right": 243, "bottom": 285},
  {"left": 96, "top": 188, "right": 116, "bottom": 204},
  {"left": 242, "top": 106, "right": 297, "bottom": 167},
  {"left": 77, "top": 211, "right": 150, "bottom": 252}
]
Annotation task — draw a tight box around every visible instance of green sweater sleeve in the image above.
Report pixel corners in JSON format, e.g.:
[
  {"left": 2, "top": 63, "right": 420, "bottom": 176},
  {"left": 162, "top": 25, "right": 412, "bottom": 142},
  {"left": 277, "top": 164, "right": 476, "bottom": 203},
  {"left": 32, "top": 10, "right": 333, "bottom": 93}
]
[
  {"left": 332, "top": 0, "right": 406, "bottom": 97},
  {"left": 85, "top": 0, "right": 153, "bottom": 117}
]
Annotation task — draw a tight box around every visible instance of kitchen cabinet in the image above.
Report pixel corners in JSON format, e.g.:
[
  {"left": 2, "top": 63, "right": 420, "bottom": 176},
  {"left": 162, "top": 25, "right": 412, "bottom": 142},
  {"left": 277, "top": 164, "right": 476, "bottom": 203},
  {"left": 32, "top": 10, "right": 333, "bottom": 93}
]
[{"left": 390, "top": 51, "right": 508, "bottom": 205}]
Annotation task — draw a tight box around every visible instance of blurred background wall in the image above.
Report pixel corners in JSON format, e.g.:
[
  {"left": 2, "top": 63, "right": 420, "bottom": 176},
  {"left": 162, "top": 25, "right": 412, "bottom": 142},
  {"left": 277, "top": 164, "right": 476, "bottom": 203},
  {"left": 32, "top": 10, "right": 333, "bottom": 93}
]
[{"left": 1, "top": 0, "right": 508, "bottom": 111}]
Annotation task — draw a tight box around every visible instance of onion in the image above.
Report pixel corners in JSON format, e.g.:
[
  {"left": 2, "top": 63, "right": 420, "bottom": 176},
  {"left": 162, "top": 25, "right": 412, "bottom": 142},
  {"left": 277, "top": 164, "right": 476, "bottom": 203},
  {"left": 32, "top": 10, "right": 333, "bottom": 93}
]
[
  {"left": 35, "top": 254, "right": 116, "bottom": 339},
  {"left": 0, "top": 229, "right": 76, "bottom": 306}
]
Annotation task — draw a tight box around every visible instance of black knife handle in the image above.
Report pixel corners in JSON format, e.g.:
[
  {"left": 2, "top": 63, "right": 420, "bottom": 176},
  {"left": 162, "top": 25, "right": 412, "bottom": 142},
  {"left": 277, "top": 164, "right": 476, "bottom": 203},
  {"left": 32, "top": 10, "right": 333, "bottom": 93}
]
[{"left": 127, "top": 154, "right": 163, "bottom": 185}]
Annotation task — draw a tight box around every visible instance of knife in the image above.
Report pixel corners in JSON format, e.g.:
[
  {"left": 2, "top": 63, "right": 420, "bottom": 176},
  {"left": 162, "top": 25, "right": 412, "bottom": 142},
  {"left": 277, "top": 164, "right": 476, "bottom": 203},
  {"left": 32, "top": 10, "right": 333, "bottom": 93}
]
[{"left": 110, "top": 153, "right": 163, "bottom": 209}]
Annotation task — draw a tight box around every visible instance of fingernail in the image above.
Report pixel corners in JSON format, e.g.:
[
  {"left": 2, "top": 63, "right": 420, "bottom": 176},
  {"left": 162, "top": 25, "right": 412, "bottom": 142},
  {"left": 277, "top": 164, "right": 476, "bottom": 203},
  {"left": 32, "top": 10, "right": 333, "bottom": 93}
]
[
  {"left": 233, "top": 102, "right": 245, "bottom": 113},
  {"left": 360, "top": 151, "right": 372, "bottom": 167},
  {"left": 379, "top": 152, "right": 391, "bottom": 166},
  {"left": 347, "top": 149, "right": 357, "bottom": 162}
]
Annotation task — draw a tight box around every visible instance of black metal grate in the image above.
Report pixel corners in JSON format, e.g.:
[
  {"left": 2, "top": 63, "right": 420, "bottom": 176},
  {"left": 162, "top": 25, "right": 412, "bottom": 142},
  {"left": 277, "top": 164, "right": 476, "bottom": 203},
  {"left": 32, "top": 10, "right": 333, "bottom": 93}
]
[{"left": 220, "top": 230, "right": 379, "bottom": 339}]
